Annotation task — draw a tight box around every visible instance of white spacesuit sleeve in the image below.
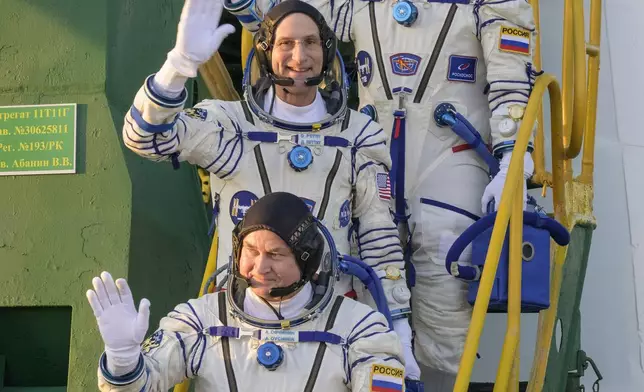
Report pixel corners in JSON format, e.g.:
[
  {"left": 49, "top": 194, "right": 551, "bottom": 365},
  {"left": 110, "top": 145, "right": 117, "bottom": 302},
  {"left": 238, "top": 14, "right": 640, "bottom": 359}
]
[
  {"left": 123, "top": 74, "right": 248, "bottom": 179},
  {"left": 98, "top": 298, "right": 218, "bottom": 391},
  {"left": 351, "top": 118, "right": 411, "bottom": 317},
  {"left": 345, "top": 305, "right": 406, "bottom": 391},
  {"left": 308, "top": 0, "right": 354, "bottom": 42},
  {"left": 476, "top": 0, "right": 537, "bottom": 155}
]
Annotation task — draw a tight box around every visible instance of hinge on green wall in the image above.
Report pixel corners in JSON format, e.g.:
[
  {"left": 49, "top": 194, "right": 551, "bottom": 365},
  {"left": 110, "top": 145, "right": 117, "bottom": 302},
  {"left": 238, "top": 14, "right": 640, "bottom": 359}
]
[{"left": 568, "top": 350, "right": 603, "bottom": 392}]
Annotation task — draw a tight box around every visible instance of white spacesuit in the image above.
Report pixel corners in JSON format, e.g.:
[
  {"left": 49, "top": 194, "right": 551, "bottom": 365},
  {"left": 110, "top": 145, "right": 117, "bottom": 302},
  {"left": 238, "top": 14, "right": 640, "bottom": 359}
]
[
  {"left": 88, "top": 192, "right": 406, "bottom": 391},
  {"left": 121, "top": 0, "right": 419, "bottom": 379},
  {"left": 228, "top": 0, "right": 537, "bottom": 388}
]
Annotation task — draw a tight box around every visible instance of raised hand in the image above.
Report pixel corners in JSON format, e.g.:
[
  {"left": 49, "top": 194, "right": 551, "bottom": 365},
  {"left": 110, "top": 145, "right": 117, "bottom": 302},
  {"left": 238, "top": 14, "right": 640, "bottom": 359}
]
[
  {"left": 167, "top": 0, "right": 237, "bottom": 77},
  {"left": 87, "top": 271, "right": 150, "bottom": 376}
]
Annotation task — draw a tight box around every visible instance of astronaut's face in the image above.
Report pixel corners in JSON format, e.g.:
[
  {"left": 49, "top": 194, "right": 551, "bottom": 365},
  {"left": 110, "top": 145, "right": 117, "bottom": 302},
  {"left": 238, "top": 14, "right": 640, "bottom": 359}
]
[
  {"left": 239, "top": 230, "right": 301, "bottom": 299},
  {"left": 270, "top": 13, "right": 324, "bottom": 105}
]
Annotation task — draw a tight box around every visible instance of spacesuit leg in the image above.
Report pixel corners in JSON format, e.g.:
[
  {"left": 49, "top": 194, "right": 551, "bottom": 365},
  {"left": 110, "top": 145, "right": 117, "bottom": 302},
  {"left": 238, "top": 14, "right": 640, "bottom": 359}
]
[
  {"left": 420, "top": 364, "right": 457, "bottom": 392},
  {"left": 409, "top": 149, "right": 489, "bottom": 383}
]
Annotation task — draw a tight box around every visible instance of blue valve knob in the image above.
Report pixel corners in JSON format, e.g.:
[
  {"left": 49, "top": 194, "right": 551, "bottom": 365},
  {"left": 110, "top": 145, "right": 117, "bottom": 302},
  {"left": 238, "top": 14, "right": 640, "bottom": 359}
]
[
  {"left": 393, "top": 0, "right": 418, "bottom": 27},
  {"left": 288, "top": 145, "right": 313, "bottom": 172},
  {"left": 257, "top": 342, "right": 284, "bottom": 371},
  {"left": 433, "top": 102, "right": 457, "bottom": 127}
]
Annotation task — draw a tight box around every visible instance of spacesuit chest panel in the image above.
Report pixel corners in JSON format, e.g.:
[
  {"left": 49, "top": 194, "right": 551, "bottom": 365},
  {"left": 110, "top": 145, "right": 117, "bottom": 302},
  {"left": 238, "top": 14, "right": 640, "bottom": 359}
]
[
  {"left": 210, "top": 118, "right": 354, "bottom": 268},
  {"left": 218, "top": 338, "right": 348, "bottom": 392},
  {"left": 352, "top": 1, "right": 485, "bottom": 106},
  {"left": 349, "top": 1, "right": 492, "bottom": 189},
  {"left": 200, "top": 296, "right": 350, "bottom": 392}
]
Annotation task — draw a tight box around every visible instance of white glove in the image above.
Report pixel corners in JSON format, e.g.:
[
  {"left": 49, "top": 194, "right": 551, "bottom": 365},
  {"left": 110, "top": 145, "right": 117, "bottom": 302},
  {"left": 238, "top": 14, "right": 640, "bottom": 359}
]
[
  {"left": 481, "top": 151, "right": 534, "bottom": 214},
  {"left": 155, "top": 0, "right": 236, "bottom": 94},
  {"left": 86, "top": 271, "right": 151, "bottom": 377},
  {"left": 393, "top": 318, "right": 421, "bottom": 380}
]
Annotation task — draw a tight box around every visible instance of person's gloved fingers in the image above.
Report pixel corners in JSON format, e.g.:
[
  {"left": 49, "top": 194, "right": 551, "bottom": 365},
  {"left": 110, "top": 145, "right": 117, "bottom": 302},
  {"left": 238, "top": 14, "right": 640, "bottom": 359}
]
[
  {"left": 193, "top": 0, "right": 207, "bottom": 14},
  {"left": 115, "top": 278, "right": 135, "bottom": 309},
  {"left": 406, "top": 365, "right": 422, "bottom": 380},
  {"left": 92, "top": 276, "right": 111, "bottom": 309},
  {"left": 101, "top": 271, "right": 121, "bottom": 306},
  {"left": 86, "top": 289, "right": 104, "bottom": 318},
  {"left": 403, "top": 346, "right": 422, "bottom": 380},
  {"left": 179, "top": 0, "right": 191, "bottom": 22},
  {"left": 181, "top": 0, "right": 199, "bottom": 22},
  {"left": 210, "top": 24, "right": 236, "bottom": 52},
  {"left": 481, "top": 189, "right": 494, "bottom": 214},
  {"left": 208, "top": 0, "right": 222, "bottom": 21},
  {"left": 135, "top": 298, "right": 151, "bottom": 341}
]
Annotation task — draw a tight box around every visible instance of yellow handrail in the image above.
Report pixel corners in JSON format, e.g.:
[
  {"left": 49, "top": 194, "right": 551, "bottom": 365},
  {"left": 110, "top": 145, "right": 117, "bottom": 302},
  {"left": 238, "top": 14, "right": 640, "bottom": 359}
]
[
  {"left": 580, "top": 0, "right": 602, "bottom": 184},
  {"left": 531, "top": 0, "right": 547, "bottom": 186},
  {"left": 493, "top": 183, "right": 525, "bottom": 392},
  {"left": 565, "top": 0, "right": 587, "bottom": 160},
  {"left": 527, "top": 0, "right": 601, "bottom": 389},
  {"left": 454, "top": 73, "right": 566, "bottom": 391},
  {"left": 534, "top": 0, "right": 590, "bottom": 188},
  {"left": 561, "top": 0, "right": 574, "bottom": 146}
]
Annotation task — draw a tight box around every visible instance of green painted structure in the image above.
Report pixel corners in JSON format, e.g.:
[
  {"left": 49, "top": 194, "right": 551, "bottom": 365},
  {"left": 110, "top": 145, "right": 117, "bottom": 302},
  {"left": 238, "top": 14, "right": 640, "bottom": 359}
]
[{"left": 0, "top": 1, "right": 213, "bottom": 390}]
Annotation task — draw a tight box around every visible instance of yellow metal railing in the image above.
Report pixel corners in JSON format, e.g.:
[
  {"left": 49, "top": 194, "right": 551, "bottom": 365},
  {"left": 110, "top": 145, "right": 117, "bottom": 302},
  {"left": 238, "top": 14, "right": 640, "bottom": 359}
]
[
  {"left": 456, "top": 0, "right": 602, "bottom": 390},
  {"left": 454, "top": 74, "right": 566, "bottom": 391},
  {"left": 580, "top": 0, "right": 602, "bottom": 185},
  {"left": 527, "top": 0, "right": 602, "bottom": 390}
]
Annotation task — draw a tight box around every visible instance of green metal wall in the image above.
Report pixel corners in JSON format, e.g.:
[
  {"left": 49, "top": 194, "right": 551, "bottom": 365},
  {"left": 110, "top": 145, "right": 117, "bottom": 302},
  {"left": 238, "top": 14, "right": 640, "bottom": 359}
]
[
  {"left": 543, "top": 225, "right": 599, "bottom": 391},
  {"left": 0, "top": 1, "right": 210, "bottom": 390}
]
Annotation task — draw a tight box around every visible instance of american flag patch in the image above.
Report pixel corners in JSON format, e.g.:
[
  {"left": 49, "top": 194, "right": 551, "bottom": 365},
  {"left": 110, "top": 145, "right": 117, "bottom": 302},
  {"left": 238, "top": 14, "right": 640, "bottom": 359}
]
[
  {"left": 376, "top": 172, "right": 392, "bottom": 201},
  {"left": 370, "top": 364, "right": 404, "bottom": 392}
]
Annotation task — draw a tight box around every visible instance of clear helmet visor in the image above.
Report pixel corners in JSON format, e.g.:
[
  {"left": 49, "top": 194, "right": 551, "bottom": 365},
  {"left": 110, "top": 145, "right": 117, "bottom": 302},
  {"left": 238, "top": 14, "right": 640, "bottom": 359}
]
[
  {"left": 225, "top": 220, "right": 340, "bottom": 328},
  {"left": 243, "top": 48, "right": 349, "bottom": 129}
]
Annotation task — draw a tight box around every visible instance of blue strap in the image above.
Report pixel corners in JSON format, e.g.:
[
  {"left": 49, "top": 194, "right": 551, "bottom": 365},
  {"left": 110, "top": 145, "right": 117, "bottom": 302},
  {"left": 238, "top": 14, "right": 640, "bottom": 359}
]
[
  {"left": 129, "top": 106, "right": 178, "bottom": 134},
  {"left": 389, "top": 110, "right": 415, "bottom": 287},
  {"left": 245, "top": 131, "right": 350, "bottom": 147},
  {"left": 246, "top": 131, "right": 277, "bottom": 143},
  {"left": 316, "top": 135, "right": 350, "bottom": 147},
  {"left": 389, "top": 111, "right": 407, "bottom": 222},
  {"left": 207, "top": 326, "right": 240, "bottom": 338},
  {"left": 205, "top": 326, "right": 344, "bottom": 345},
  {"left": 297, "top": 331, "right": 343, "bottom": 344}
]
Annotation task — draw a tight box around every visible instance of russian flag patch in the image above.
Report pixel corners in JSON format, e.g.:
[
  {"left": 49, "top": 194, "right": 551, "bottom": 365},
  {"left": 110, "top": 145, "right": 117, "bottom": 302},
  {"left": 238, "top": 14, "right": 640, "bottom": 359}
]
[
  {"left": 370, "top": 364, "right": 404, "bottom": 392},
  {"left": 499, "top": 25, "right": 531, "bottom": 56}
]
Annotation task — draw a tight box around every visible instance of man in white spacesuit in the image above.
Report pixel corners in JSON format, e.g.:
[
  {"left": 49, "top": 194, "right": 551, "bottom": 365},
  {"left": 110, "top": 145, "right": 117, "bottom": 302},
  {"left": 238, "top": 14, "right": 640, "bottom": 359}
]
[
  {"left": 227, "top": 0, "right": 537, "bottom": 389},
  {"left": 87, "top": 192, "right": 406, "bottom": 391},
  {"left": 120, "top": 0, "right": 420, "bottom": 380}
]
